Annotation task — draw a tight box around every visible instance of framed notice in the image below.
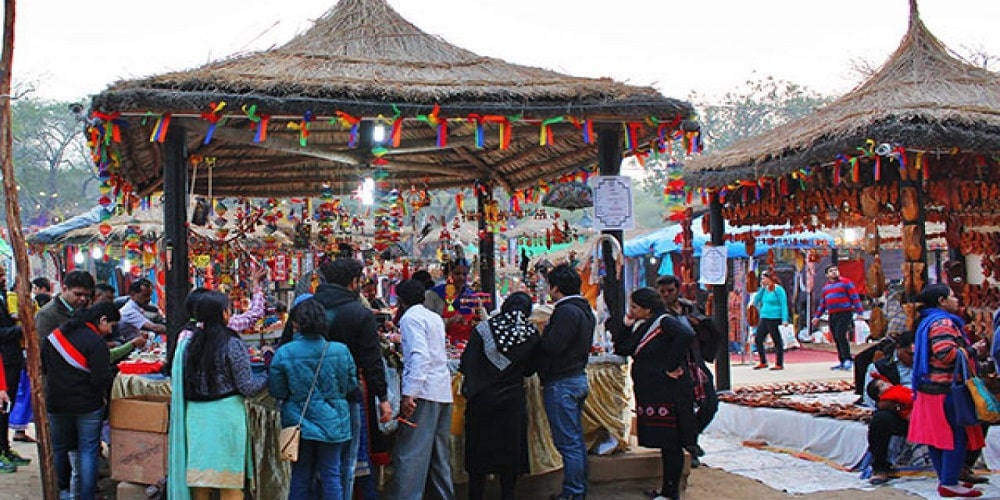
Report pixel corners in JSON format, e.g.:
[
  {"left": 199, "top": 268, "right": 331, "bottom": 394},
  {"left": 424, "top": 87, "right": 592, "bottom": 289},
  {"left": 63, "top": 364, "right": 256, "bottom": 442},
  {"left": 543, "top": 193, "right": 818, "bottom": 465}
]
[
  {"left": 700, "top": 244, "right": 728, "bottom": 285},
  {"left": 591, "top": 176, "right": 634, "bottom": 231}
]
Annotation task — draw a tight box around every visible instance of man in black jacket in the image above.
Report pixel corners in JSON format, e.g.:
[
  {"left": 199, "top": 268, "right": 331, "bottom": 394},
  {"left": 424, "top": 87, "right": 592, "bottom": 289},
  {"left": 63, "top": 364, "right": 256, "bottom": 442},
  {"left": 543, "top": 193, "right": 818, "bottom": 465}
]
[
  {"left": 864, "top": 331, "right": 913, "bottom": 485},
  {"left": 539, "top": 264, "right": 595, "bottom": 500},
  {"left": 313, "top": 258, "right": 391, "bottom": 499},
  {"left": 0, "top": 266, "right": 27, "bottom": 472}
]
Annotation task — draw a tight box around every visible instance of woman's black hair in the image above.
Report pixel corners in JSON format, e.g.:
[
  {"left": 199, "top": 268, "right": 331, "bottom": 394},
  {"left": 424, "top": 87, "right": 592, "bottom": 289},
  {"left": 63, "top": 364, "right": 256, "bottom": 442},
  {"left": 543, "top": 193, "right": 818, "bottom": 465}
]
[
  {"left": 291, "top": 299, "right": 327, "bottom": 338},
  {"left": 501, "top": 291, "right": 533, "bottom": 316},
  {"left": 183, "top": 290, "right": 238, "bottom": 396},
  {"left": 915, "top": 283, "right": 952, "bottom": 310},
  {"left": 62, "top": 302, "right": 121, "bottom": 332},
  {"left": 631, "top": 287, "right": 666, "bottom": 313}
]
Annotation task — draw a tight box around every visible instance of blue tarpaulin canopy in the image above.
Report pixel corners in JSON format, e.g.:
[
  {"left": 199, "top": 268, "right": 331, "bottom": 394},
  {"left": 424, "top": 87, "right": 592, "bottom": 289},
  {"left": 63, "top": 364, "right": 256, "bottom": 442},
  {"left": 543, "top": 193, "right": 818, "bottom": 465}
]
[{"left": 624, "top": 215, "right": 834, "bottom": 260}]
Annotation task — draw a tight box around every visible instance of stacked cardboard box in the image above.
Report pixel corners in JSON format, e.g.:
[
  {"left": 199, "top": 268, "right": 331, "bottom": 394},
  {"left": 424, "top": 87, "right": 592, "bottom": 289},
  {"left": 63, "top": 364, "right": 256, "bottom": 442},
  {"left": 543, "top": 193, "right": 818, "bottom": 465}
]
[{"left": 109, "top": 395, "right": 170, "bottom": 485}]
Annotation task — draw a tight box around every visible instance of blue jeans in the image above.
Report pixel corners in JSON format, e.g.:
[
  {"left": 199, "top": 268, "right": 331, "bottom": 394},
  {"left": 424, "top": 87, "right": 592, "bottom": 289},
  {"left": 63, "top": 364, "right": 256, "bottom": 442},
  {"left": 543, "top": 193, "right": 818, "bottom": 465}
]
[
  {"left": 290, "top": 439, "right": 348, "bottom": 500},
  {"left": 390, "top": 399, "right": 455, "bottom": 500},
  {"left": 49, "top": 409, "right": 103, "bottom": 500},
  {"left": 342, "top": 401, "right": 361, "bottom": 499},
  {"left": 543, "top": 374, "right": 590, "bottom": 499}
]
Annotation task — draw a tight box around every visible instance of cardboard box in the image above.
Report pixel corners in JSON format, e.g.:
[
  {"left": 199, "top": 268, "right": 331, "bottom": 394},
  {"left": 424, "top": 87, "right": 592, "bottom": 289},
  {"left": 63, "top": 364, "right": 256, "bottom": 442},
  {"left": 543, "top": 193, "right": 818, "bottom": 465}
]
[
  {"left": 110, "top": 428, "right": 168, "bottom": 485},
  {"left": 116, "top": 481, "right": 152, "bottom": 500},
  {"left": 110, "top": 395, "right": 170, "bottom": 433}
]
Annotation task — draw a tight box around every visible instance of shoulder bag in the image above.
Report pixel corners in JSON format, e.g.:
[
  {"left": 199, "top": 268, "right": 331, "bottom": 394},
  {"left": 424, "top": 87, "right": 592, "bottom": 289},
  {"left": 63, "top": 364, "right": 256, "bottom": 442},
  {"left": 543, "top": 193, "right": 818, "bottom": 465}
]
[
  {"left": 279, "top": 342, "right": 329, "bottom": 462},
  {"left": 951, "top": 350, "right": 981, "bottom": 427}
]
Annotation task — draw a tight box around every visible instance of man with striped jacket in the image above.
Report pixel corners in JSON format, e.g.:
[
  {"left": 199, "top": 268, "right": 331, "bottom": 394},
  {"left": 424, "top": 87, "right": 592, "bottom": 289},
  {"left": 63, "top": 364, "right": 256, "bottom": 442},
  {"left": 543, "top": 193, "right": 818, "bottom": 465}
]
[{"left": 812, "top": 264, "right": 863, "bottom": 371}]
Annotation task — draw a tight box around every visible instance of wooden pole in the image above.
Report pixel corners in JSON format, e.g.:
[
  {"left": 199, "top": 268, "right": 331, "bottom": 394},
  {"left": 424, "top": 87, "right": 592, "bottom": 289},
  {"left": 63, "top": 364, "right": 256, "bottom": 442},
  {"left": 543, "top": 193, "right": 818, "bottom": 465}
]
[
  {"left": 709, "top": 193, "right": 731, "bottom": 392},
  {"left": 596, "top": 125, "right": 624, "bottom": 341},
  {"left": 477, "top": 181, "right": 496, "bottom": 310},
  {"left": 163, "top": 125, "right": 189, "bottom": 369},
  {"left": 0, "top": 1, "right": 58, "bottom": 497}
]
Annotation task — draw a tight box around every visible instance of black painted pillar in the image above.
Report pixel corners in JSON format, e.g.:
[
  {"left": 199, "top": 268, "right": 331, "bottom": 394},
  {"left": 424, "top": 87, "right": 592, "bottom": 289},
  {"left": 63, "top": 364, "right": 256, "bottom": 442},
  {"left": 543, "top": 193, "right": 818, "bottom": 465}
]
[
  {"left": 164, "top": 125, "right": 190, "bottom": 369},
  {"left": 710, "top": 192, "right": 731, "bottom": 391},
  {"left": 477, "top": 181, "right": 496, "bottom": 310},
  {"left": 597, "top": 125, "right": 625, "bottom": 342}
]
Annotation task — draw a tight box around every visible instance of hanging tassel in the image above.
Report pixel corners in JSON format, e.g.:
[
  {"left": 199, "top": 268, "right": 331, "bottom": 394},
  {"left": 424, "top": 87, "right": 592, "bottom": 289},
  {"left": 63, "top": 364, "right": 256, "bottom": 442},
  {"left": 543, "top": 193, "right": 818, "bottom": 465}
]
[
  {"left": 540, "top": 117, "right": 564, "bottom": 146},
  {"left": 874, "top": 156, "right": 882, "bottom": 181},
  {"left": 149, "top": 113, "right": 172, "bottom": 143},
  {"left": 335, "top": 111, "right": 362, "bottom": 148},
  {"left": 254, "top": 115, "right": 270, "bottom": 143}
]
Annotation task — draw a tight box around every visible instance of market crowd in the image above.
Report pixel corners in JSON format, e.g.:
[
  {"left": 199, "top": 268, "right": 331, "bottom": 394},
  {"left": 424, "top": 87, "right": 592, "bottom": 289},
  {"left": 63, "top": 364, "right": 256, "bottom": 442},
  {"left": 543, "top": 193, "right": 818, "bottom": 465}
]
[{"left": 0, "top": 255, "right": 728, "bottom": 500}]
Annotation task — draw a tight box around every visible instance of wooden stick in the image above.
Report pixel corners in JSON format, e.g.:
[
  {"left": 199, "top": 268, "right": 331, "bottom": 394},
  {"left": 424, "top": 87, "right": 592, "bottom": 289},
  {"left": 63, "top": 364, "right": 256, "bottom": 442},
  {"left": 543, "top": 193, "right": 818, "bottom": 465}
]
[{"left": 0, "top": 1, "right": 58, "bottom": 498}]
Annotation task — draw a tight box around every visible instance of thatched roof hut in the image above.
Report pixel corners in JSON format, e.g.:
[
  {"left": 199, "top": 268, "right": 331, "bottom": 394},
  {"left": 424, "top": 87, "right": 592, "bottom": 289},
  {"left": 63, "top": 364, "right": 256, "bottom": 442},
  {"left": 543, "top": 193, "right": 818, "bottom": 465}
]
[
  {"left": 91, "top": 0, "right": 691, "bottom": 198},
  {"left": 684, "top": 0, "right": 1000, "bottom": 188}
]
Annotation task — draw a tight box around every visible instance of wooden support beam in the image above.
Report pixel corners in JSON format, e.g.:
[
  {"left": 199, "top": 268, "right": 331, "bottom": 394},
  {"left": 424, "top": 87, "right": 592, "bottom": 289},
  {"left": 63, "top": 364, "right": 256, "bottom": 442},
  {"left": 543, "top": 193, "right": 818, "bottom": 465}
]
[
  {"left": 512, "top": 147, "right": 599, "bottom": 188},
  {"left": 454, "top": 147, "right": 514, "bottom": 192}
]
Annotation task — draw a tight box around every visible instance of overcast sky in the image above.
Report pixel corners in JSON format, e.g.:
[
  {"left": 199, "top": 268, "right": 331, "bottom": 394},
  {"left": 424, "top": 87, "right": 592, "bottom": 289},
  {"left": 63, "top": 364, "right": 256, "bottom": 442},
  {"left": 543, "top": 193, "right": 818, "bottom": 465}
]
[{"left": 11, "top": 0, "right": 1000, "bottom": 105}]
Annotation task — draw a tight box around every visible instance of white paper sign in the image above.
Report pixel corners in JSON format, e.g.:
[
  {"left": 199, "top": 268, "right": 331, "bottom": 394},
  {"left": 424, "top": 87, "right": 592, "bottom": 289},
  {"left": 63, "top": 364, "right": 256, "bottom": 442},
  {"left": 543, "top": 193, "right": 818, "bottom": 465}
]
[
  {"left": 700, "top": 244, "right": 728, "bottom": 285},
  {"left": 591, "top": 176, "right": 634, "bottom": 231}
]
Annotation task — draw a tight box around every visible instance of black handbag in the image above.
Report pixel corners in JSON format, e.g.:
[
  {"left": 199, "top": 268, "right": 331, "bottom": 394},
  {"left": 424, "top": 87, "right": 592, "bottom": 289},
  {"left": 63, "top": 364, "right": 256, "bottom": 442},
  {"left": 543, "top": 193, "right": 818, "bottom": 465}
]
[{"left": 951, "top": 351, "right": 980, "bottom": 427}]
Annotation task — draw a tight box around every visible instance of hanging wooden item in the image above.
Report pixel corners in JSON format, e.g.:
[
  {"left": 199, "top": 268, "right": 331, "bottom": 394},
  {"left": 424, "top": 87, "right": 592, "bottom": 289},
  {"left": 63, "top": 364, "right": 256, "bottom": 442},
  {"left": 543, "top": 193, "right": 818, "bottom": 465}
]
[
  {"left": 866, "top": 255, "right": 886, "bottom": 298},
  {"left": 902, "top": 225, "right": 923, "bottom": 261},
  {"left": 863, "top": 222, "right": 880, "bottom": 255},
  {"left": 744, "top": 237, "right": 756, "bottom": 258},
  {"left": 860, "top": 186, "right": 880, "bottom": 217},
  {"left": 901, "top": 187, "right": 919, "bottom": 223},
  {"left": 868, "top": 306, "right": 887, "bottom": 340},
  {"left": 902, "top": 262, "right": 926, "bottom": 296},
  {"left": 746, "top": 269, "right": 759, "bottom": 293}
]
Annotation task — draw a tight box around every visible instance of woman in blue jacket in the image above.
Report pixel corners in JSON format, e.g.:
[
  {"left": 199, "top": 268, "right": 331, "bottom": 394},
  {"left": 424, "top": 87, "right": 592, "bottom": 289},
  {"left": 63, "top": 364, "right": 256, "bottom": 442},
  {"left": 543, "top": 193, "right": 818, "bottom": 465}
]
[
  {"left": 269, "top": 299, "right": 357, "bottom": 500},
  {"left": 751, "top": 270, "right": 790, "bottom": 370}
]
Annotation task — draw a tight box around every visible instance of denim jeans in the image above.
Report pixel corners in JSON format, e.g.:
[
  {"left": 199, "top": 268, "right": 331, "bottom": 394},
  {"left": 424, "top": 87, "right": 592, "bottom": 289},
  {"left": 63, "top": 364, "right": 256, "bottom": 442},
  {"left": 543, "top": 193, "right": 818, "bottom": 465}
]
[
  {"left": 49, "top": 408, "right": 103, "bottom": 500},
  {"left": 342, "top": 401, "right": 361, "bottom": 499},
  {"left": 543, "top": 374, "right": 590, "bottom": 499},
  {"left": 390, "top": 399, "right": 455, "bottom": 500},
  {"left": 290, "top": 439, "right": 348, "bottom": 500}
]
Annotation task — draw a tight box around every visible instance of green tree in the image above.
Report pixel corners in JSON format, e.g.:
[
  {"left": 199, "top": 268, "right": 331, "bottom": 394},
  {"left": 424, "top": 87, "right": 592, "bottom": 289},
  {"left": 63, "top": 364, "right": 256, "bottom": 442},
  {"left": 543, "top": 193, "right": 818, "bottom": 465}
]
[
  {"left": 5, "top": 95, "right": 96, "bottom": 226},
  {"left": 639, "top": 76, "right": 831, "bottom": 202}
]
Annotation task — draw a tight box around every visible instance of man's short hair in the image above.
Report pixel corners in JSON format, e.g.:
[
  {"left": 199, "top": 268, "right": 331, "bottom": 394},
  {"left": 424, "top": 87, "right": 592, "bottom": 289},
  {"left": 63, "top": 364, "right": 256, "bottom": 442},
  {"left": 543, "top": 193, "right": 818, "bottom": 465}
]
[
  {"left": 62, "top": 270, "right": 95, "bottom": 291},
  {"left": 128, "top": 278, "right": 153, "bottom": 294},
  {"left": 825, "top": 264, "right": 839, "bottom": 273},
  {"left": 547, "top": 264, "right": 581, "bottom": 296},
  {"left": 320, "top": 258, "right": 363, "bottom": 287},
  {"left": 656, "top": 275, "right": 681, "bottom": 287},
  {"left": 94, "top": 283, "right": 115, "bottom": 295},
  {"left": 396, "top": 279, "right": 426, "bottom": 308},
  {"left": 31, "top": 277, "right": 52, "bottom": 292}
]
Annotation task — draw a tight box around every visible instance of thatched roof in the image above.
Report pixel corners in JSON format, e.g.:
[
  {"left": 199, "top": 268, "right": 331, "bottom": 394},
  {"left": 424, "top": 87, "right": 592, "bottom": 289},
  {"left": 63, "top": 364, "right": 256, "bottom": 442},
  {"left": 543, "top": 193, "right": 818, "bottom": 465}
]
[
  {"left": 684, "top": 0, "right": 1000, "bottom": 188},
  {"left": 91, "top": 0, "right": 691, "bottom": 198}
]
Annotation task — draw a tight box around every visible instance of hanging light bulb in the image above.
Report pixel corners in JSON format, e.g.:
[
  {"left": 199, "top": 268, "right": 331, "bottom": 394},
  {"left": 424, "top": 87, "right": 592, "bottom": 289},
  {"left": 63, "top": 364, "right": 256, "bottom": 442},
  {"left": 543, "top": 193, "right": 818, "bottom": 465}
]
[
  {"left": 91, "top": 246, "right": 103, "bottom": 260},
  {"left": 360, "top": 177, "right": 375, "bottom": 206},
  {"left": 74, "top": 250, "right": 85, "bottom": 265},
  {"left": 372, "top": 123, "right": 388, "bottom": 144},
  {"left": 120, "top": 258, "right": 131, "bottom": 273},
  {"left": 650, "top": 255, "right": 658, "bottom": 265}
]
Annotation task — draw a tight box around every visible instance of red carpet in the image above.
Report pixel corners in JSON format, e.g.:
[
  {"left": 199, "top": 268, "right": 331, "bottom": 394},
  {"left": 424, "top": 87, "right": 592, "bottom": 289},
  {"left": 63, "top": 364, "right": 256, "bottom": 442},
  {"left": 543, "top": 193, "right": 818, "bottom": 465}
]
[{"left": 730, "top": 346, "right": 839, "bottom": 364}]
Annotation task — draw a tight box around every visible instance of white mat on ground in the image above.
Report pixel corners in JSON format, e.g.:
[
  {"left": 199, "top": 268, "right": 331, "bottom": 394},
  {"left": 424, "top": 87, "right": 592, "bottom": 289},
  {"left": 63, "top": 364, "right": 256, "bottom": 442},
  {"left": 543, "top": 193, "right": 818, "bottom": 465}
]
[
  {"left": 700, "top": 433, "right": 1000, "bottom": 498},
  {"left": 706, "top": 401, "right": 868, "bottom": 467}
]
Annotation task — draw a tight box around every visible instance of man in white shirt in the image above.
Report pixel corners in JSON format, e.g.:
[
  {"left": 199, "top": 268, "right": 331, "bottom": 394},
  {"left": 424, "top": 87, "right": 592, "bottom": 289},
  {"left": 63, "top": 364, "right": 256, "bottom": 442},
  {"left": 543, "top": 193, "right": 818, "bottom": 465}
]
[
  {"left": 390, "top": 279, "right": 455, "bottom": 500},
  {"left": 117, "top": 279, "right": 166, "bottom": 341}
]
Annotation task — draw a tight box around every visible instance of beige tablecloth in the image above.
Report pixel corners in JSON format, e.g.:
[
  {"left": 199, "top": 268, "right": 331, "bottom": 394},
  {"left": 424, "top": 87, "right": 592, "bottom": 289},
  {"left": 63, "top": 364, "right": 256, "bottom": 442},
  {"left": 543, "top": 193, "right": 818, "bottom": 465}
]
[{"left": 111, "top": 374, "right": 288, "bottom": 500}]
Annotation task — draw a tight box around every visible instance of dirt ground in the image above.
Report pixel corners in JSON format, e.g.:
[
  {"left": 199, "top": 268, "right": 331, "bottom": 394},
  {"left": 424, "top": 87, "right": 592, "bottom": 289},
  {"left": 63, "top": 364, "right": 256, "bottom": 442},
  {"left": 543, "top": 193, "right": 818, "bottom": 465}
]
[{"left": 2, "top": 437, "right": 919, "bottom": 499}]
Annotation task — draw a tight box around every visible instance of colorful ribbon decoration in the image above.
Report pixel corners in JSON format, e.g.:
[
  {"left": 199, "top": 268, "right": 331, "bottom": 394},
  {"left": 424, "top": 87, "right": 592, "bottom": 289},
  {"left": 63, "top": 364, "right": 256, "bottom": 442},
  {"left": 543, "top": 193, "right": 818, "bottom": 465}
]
[
  {"left": 416, "top": 104, "right": 448, "bottom": 147},
  {"left": 285, "top": 111, "right": 314, "bottom": 147},
  {"left": 334, "top": 111, "right": 361, "bottom": 148},
  {"left": 92, "top": 111, "right": 123, "bottom": 145},
  {"left": 149, "top": 113, "right": 172, "bottom": 143},
  {"left": 623, "top": 122, "right": 643, "bottom": 151},
  {"left": 199, "top": 102, "right": 227, "bottom": 145},
  {"left": 893, "top": 146, "right": 908, "bottom": 171},
  {"left": 874, "top": 156, "right": 882, "bottom": 181},
  {"left": 540, "top": 117, "right": 564, "bottom": 146}
]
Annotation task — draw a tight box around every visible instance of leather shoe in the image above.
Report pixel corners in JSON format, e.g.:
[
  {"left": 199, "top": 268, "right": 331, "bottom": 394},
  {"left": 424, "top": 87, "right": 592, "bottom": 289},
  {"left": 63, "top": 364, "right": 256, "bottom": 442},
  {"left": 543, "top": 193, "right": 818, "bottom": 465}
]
[
  {"left": 869, "top": 472, "right": 890, "bottom": 485},
  {"left": 938, "top": 485, "right": 983, "bottom": 497},
  {"left": 753, "top": 363, "right": 768, "bottom": 370},
  {"left": 960, "top": 469, "right": 990, "bottom": 485}
]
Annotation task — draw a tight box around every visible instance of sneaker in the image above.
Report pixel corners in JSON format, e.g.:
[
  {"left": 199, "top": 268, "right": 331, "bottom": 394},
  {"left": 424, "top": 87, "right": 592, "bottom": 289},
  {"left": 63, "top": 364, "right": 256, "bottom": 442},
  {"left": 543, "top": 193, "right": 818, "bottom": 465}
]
[
  {"left": 831, "top": 362, "right": 845, "bottom": 371},
  {"left": 769, "top": 365, "right": 784, "bottom": 371},
  {"left": 843, "top": 360, "right": 854, "bottom": 370},
  {"left": 0, "top": 454, "right": 17, "bottom": 473},
  {"left": 4, "top": 449, "right": 30, "bottom": 466},
  {"left": 753, "top": 363, "right": 768, "bottom": 370}
]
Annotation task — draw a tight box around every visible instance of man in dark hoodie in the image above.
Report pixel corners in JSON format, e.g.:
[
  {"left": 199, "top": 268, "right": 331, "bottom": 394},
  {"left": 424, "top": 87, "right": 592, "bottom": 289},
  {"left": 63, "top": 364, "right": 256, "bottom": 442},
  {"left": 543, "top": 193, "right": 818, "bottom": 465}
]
[
  {"left": 539, "top": 264, "right": 595, "bottom": 500},
  {"left": 312, "top": 258, "right": 391, "bottom": 499}
]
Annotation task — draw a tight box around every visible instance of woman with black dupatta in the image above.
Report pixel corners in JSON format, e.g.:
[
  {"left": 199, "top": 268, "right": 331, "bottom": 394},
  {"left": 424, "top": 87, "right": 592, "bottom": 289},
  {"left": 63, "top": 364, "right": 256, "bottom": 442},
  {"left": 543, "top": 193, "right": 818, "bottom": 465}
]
[
  {"left": 459, "top": 292, "right": 540, "bottom": 500},
  {"left": 615, "top": 288, "right": 695, "bottom": 500}
]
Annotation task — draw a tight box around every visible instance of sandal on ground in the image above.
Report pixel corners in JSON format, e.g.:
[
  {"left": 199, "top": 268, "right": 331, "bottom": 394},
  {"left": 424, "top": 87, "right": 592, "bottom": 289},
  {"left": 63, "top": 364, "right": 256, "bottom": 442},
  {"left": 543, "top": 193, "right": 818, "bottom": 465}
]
[
  {"left": 752, "top": 363, "right": 768, "bottom": 370},
  {"left": 869, "top": 472, "right": 890, "bottom": 485},
  {"left": 938, "top": 484, "right": 983, "bottom": 497}
]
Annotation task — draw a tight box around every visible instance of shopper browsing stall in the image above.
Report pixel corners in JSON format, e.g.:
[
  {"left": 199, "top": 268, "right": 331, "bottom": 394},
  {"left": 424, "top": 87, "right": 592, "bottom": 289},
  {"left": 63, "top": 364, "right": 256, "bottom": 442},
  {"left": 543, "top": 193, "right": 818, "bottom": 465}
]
[
  {"left": 812, "top": 264, "right": 863, "bottom": 371},
  {"left": 751, "top": 269, "right": 790, "bottom": 371}
]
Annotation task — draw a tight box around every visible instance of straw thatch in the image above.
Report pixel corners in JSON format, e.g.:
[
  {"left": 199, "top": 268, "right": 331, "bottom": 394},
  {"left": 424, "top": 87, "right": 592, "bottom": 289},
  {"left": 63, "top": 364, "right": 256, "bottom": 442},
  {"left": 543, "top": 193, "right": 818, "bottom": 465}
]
[
  {"left": 684, "top": 0, "right": 1000, "bottom": 188},
  {"left": 91, "top": 0, "right": 691, "bottom": 198}
]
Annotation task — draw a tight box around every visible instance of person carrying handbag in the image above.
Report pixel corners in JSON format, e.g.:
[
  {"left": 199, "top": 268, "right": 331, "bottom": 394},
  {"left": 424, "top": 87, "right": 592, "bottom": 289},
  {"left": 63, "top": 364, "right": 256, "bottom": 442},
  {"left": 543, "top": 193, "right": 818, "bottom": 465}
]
[
  {"left": 908, "top": 284, "right": 988, "bottom": 498},
  {"left": 269, "top": 299, "right": 358, "bottom": 500}
]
